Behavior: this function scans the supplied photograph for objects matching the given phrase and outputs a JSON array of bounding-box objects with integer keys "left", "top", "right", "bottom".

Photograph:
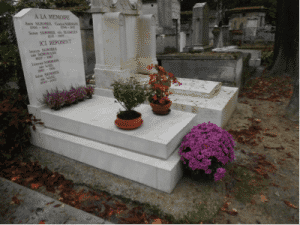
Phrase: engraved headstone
[{"left": 13, "top": 8, "right": 86, "bottom": 107}]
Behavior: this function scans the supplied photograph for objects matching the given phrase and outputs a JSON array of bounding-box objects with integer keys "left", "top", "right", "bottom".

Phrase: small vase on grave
[{"left": 150, "top": 100, "right": 172, "bottom": 115}]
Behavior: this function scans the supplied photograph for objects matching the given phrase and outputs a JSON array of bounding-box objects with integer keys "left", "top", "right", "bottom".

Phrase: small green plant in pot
[{"left": 111, "top": 76, "right": 152, "bottom": 130}]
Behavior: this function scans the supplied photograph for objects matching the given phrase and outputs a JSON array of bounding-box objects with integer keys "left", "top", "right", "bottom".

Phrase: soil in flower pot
[{"left": 115, "top": 110, "right": 143, "bottom": 130}]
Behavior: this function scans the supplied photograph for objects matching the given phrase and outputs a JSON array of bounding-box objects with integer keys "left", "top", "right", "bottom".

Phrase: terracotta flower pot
[
  {"left": 115, "top": 110, "right": 143, "bottom": 130},
  {"left": 150, "top": 100, "right": 172, "bottom": 115},
  {"left": 181, "top": 157, "right": 224, "bottom": 183},
  {"left": 181, "top": 162, "right": 215, "bottom": 182},
  {"left": 190, "top": 169, "right": 216, "bottom": 182}
]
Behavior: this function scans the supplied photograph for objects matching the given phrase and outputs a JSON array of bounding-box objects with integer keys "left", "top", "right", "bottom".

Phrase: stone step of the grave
[
  {"left": 29, "top": 124, "right": 184, "bottom": 194},
  {"left": 28, "top": 95, "right": 197, "bottom": 160}
]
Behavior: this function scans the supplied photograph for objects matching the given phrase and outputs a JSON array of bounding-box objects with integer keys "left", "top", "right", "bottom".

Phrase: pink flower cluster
[{"left": 179, "top": 122, "right": 236, "bottom": 181}]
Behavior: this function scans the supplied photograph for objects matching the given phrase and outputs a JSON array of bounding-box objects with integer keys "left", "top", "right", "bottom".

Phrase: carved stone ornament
[{"left": 91, "top": 0, "right": 142, "bottom": 15}]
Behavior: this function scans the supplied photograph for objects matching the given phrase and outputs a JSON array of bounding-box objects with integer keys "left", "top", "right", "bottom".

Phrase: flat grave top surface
[
  {"left": 169, "top": 78, "right": 222, "bottom": 98},
  {"left": 212, "top": 48, "right": 261, "bottom": 58},
  {"left": 137, "top": 76, "right": 222, "bottom": 98},
  {"left": 41, "top": 95, "right": 196, "bottom": 145}
]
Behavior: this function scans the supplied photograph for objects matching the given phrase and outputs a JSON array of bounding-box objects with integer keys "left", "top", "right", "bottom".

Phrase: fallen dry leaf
[
  {"left": 45, "top": 201, "right": 55, "bottom": 205},
  {"left": 152, "top": 219, "right": 163, "bottom": 224},
  {"left": 226, "top": 210, "right": 238, "bottom": 216},
  {"left": 284, "top": 200, "right": 298, "bottom": 209},
  {"left": 31, "top": 183, "right": 43, "bottom": 189},
  {"left": 11, "top": 195, "right": 23, "bottom": 205},
  {"left": 221, "top": 201, "right": 231, "bottom": 211},
  {"left": 261, "top": 195, "right": 268, "bottom": 202},
  {"left": 11, "top": 176, "right": 21, "bottom": 182}
]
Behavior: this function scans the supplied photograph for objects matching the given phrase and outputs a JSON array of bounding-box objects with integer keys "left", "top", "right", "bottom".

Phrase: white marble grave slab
[
  {"left": 168, "top": 78, "right": 222, "bottom": 99},
  {"left": 136, "top": 76, "right": 222, "bottom": 99}
]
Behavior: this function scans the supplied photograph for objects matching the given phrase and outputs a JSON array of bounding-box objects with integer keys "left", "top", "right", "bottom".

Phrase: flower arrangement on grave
[
  {"left": 179, "top": 122, "right": 236, "bottom": 182},
  {"left": 146, "top": 64, "right": 182, "bottom": 115},
  {"left": 39, "top": 85, "right": 94, "bottom": 110},
  {"left": 110, "top": 76, "right": 152, "bottom": 130},
  {"left": 146, "top": 64, "right": 182, "bottom": 104}
]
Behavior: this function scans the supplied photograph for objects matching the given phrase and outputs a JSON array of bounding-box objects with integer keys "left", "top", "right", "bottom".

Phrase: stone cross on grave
[{"left": 90, "top": 0, "right": 158, "bottom": 93}]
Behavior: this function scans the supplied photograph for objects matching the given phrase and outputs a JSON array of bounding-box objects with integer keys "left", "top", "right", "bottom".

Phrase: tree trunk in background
[
  {"left": 269, "top": 0, "right": 299, "bottom": 122},
  {"left": 271, "top": 0, "right": 281, "bottom": 65}
]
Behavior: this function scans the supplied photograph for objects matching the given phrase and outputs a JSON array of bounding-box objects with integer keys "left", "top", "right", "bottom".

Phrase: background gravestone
[
  {"left": 13, "top": 8, "right": 86, "bottom": 107},
  {"left": 183, "top": 2, "right": 211, "bottom": 52},
  {"left": 191, "top": 2, "right": 210, "bottom": 51},
  {"left": 245, "top": 17, "right": 259, "bottom": 43}
]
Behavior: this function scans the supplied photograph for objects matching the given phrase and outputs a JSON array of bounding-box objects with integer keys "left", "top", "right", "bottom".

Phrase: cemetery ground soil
[{"left": 1, "top": 71, "right": 299, "bottom": 224}]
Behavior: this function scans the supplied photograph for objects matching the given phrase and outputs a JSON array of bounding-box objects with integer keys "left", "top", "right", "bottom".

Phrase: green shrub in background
[
  {"left": 163, "top": 46, "right": 178, "bottom": 54},
  {"left": 0, "top": 44, "right": 23, "bottom": 89},
  {"left": 0, "top": 2, "right": 19, "bottom": 88},
  {"left": 0, "top": 1, "right": 29, "bottom": 101},
  {"left": 0, "top": 39, "right": 28, "bottom": 103},
  {"left": 0, "top": 89, "right": 44, "bottom": 161},
  {"left": 261, "top": 49, "right": 274, "bottom": 69}
]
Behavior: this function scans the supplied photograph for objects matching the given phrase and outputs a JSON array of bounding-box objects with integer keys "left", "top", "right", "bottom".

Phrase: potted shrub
[
  {"left": 111, "top": 76, "right": 152, "bottom": 130},
  {"left": 146, "top": 64, "right": 182, "bottom": 115}
]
